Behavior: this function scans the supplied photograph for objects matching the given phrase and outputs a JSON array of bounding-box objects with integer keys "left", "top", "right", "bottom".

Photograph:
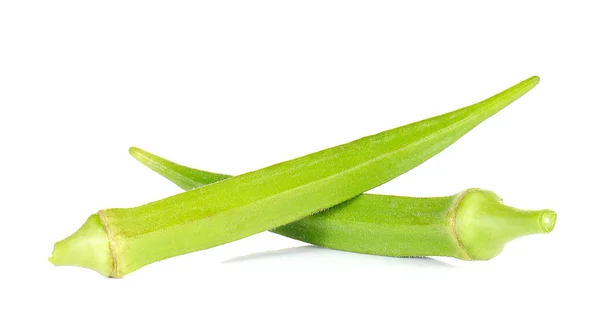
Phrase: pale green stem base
[{"left": 49, "top": 214, "right": 113, "bottom": 277}]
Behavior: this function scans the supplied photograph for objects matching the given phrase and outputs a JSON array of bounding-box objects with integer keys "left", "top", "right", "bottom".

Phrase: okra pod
[
  {"left": 130, "top": 148, "right": 556, "bottom": 260},
  {"left": 50, "top": 76, "right": 539, "bottom": 277}
]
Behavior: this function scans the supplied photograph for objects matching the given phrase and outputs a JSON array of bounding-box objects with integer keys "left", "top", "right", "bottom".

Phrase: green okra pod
[
  {"left": 50, "top": 76, "right": 539, "bottom": 277},
  {"left": 130, "top": 148, "right": 556, "bottom": 260}
]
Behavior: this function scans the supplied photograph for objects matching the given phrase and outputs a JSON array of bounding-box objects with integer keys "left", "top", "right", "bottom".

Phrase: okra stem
[
  {"left": 130, "top": 149, "right": 556, "bottom": 260},
  {"left": 50, "top": 76, "right": 539, "bottom": 277}
]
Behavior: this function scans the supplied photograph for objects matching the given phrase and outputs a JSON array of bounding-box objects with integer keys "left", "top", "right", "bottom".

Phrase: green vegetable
[
  {"left": 130, "top": 148, "right": 556, "bottom": 260},
  {"left": 49, "top": 76, "right": 539, "bottom": 277}
]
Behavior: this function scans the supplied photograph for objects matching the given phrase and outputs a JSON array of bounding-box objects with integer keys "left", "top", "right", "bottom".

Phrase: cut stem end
[
  {"left": 456, "top": 190, "right": 557, "bottom": 260},
  {"left": 49, "top": 214, "right": 113, "bottom": 277},
  {"left": 538, "top": 209, "right": 557, "bottom": 233}
]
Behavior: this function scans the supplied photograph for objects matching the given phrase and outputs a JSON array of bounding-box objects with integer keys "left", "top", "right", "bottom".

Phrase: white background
[{"left": 1, "top": 1, "right": 598, "bottom": 331}]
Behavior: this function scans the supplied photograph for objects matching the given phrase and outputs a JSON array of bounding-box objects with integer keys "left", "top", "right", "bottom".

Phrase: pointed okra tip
[
  {"left": 49, "top": 214, "right": 114, "bottom": 277},
  {"left": 129, "top": 146, "right": 148, "bottom": 161},
  {"left": 128, "top": 146, "right": 175, "bottom": 174},
  {"left": 497, "top": 75, "right": 540, "bottom": 100},
  {"left": 520, "top": 75, "right": 540, "bottom": 88},
  {"left": 506, "top": 76, "right": 539, "bottom": 96},
  {"left": 454, "top": 189, "right": 556, "bottom": 260},
  {"left": 529, "top": 75, "right": 540, "bottom": 85}
]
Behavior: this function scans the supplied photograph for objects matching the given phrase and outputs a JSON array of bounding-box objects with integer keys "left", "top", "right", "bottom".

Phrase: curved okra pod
[
  {"left": 50, "top": 76, "right": 540, "bottom": 277},
  {"left": 130, "top": 148, "right": 556, "bottom": 260}
]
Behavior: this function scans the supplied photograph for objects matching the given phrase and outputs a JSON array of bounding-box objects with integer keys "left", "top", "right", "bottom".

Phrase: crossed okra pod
[{"left": 50, "top": 76, "right": 556, "bottom": 278}]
